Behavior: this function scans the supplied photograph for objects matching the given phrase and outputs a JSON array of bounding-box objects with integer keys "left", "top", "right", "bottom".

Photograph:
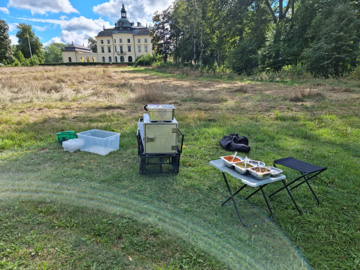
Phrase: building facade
[{"left": 62, "top": 4, "right": 152, "bottom": 63}]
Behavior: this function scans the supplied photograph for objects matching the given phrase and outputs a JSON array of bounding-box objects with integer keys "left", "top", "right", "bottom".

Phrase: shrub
[
  {"left": 29, "top": 55, "right": 40, "bottom": 66},
  {"left": 135, "top": 54, "right": 161, "bottom": 67},
  {"left": 350, "top": 66, "right": 360, "bottom": 80}
]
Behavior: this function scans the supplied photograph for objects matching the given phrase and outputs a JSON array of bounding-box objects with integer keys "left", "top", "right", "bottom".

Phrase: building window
[
  {"left": 101, "top": 47, "right": 104, "bottom": 53},
  {"left": 138, "top": 39, "right": 140, "bottom": 43},
  {"left": 108, "top": 47, "right": 111, "bottom": 53},
  {"left": 101, "top": 40, "right": 104, "bottom": 44},
  {"left": 138, "top": 46, "right": 141, "bottom": 52},
  {"left": 115, "top": 46, "right": 117, "bottom": 52},
  {"left": 115, "top": 56, "right": 118, "bottom": 63},
  {"left": 127, "top": 38, "right": 130, "bottom": 43},
  {"left": 102, "top": 56, "right": 105, "bottom": 63},
  {"left": 145, "top": 38, "right": 148, "bottom": 43},
  {"left": 109, "top": 56, "right": 112, "bottom": 63},
  {"left": 114, "top": 39, "right": 116, "bottom": 43},
  {"left": 68, "top": 57, "right": 72, "bottom": 63},
  {"left": 128, "top": 56, "right": 133, "bottom": 62},
  {"left": 120, "top": 56, "right": 124, "bottom": 63},
  {"left": 107, "top": 39, "right": 110, "bottom": 44},
  {"left": 120, "top": 38, "right": 122, "bottom": 43},
  {"left": 120, "top": 46, "right": 123, "bottom": 53},
  {"left": 145, "top": 45, "right": 148, "bottom": 52},
  {"left": 128, "top": 46, "right": 131, "bottom": 52}
]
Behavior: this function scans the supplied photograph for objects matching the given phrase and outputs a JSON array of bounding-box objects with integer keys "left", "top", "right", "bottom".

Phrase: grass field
[{"left": 0, "top": 65, "right": 359, "bottom": 269}]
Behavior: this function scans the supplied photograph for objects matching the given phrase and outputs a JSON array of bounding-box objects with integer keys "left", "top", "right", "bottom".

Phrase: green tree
[
  {"left": 43, "top": 43, "right": 65, "bottom": 63},
  {"left": 152, "top": 7, "right": 175, "bottom": 63},
  {"left": 88, "top": 37, "right": 97, "bottom": 53},
  {"left": 301, "top": 0, "right": 360, "bottom": 76},
  {"left": 14, "top": 49, "right": 26, "bottom": 64},
  {"left": 16, "top": 24, "right": 43, "bottom": 61},
  {"left": 260, "top": 0, "right": 298, "bottom": 70},
  {"left": 0, "top": 20, "right": 13, "bottom": 64}
]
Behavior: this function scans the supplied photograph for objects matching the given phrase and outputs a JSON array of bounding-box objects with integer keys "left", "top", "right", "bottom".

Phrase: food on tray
[
  {"left": 248, "top": 166, "right": 271, "bottom": 179},
  {"left": 223, "top": 156, "right": 242, "bottom": 163},
  {"left": 220, "top": 155, "right": 244, "bottom": 168},
  {"left": 234, "top": 162, "right": 254, "bottom": 174},
  {"left": 251, "top": 167, "right": 271, "bottom": 173},
  {"left": 234, "top": 162, "right": 254, "bottom": 168}
]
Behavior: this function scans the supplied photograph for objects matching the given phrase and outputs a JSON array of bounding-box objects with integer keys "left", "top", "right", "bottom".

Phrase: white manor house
[{"left": 62, "top": 4, "right": 152, "bottom": 63}]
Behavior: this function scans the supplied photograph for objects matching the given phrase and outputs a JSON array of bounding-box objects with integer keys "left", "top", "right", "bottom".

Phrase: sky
[{"left": 0, "top": 0, "right": 173, "bottom": 47}]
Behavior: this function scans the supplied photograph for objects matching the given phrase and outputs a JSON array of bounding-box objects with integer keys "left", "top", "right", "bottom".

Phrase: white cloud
[
  {"left": 44, "top": 36, "right": 63, "bottom": 46},
  {"left": 34, "top": 25, "right": 47, "bottom": 32},
  {"left": 0, "top": 7, "right": 9, "bottom": 14},
  {"left": 9, "top": 35, "right": 18, "bottom": 45},
  {"left": 8, "top": 23, "right": 18, "bottom": 32},
  {"left": 20, "top": 16, "right": 112, "bottom": 46},
  {"left": 93, "top": 0, "right": 172, "bottom": 25},
  {"left": 8, "top": 0, "right": 78, "bottom": 15}
]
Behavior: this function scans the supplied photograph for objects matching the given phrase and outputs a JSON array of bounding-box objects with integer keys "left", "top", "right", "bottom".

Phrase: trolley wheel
[{"left": 137, "top": 134, "right": 144, "bottom": 155}]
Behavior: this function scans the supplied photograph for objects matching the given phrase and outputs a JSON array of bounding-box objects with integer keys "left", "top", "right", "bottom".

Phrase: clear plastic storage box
[{"left": 77, "top": 129, "right": 120, "bottom": 156}]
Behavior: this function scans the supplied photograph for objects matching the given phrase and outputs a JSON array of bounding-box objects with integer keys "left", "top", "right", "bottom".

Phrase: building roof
[
  {"left": 96, "top": 4, "right": 150, "bottom": 38},
  {"left": 62, "top": 44, "right": 92, "bottom": 53},
  {"left": 96, "top": 27, "right": 150, "bottom": 37}
]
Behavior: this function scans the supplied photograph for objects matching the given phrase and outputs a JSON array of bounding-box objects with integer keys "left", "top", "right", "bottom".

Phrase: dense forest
[{"left": 152, "top": 0, "right": 360, "bottom": 77}]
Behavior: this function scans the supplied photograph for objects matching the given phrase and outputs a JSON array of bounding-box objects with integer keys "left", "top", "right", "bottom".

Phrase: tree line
[
  {"left": 0, "top": 20, "right": 66, "bottom": 66},
  {"left": 152, "top": 0, "right": 360, "bottom": 77}
]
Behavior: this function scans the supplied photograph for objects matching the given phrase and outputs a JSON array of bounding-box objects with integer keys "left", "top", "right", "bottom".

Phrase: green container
[{"left": 57, "top": 131, "right": 76, "bottom": 144}]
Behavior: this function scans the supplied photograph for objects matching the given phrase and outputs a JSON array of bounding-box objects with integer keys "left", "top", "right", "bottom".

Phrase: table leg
[
  {"left": 222, "top": 184, "right": 247, "bottom": 206},
  {"left": 260, "top": 186, "right": 273, "bottom": 219},
  {"left": 221, "top": 172, "right": 248, "bottom": 227},
  {"left": 281, "top": 179, "right": 302, "bottom": 214}
]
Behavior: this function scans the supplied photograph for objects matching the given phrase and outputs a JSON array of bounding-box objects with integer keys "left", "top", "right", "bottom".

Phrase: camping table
[{"left": 210, "top": 159, "right": 286, "bottom": 227}]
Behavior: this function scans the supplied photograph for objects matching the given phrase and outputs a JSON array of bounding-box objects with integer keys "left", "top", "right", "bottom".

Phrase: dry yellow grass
[{"left": 0, "top": 65, "right": 358, "bottom": 123}]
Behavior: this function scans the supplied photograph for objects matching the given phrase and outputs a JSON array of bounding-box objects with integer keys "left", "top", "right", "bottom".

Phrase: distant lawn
[{"left": 0, "top": 66, "right": 359, "bottom": 269}]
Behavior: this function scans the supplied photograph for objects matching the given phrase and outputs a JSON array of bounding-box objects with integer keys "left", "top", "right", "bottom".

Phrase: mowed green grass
[{"left": 0, "top": 66, "right": 359, "bottom": 269}]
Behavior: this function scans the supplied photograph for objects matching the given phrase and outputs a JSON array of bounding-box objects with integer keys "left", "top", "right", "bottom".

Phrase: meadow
[{"left": 0, "top": 65, "right": 359, "bottom": 269}]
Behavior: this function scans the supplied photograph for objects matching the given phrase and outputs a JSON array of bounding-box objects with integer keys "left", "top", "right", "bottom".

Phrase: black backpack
[{"left": 220, "top": 134, "right": 251, "bottom": 153}]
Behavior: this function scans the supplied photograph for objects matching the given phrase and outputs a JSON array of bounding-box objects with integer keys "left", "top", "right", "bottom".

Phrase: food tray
[
  {"left": 248, "top": 160, "right": 265, "bottom": 167},
  {"left": 220, "top": 155, "right": 243, "bottom": 168},
  {"left": 145, "top": 104, "right": 176, "bottom": 121},
  {"left": 248, "top": 166, "right": 271, "bottom": 180},
  {"left": 233, "top": 162, "right": 254, "bottom": 174},
  {"left": 267, "top": 166, "right": 283, "bottom": 177}
]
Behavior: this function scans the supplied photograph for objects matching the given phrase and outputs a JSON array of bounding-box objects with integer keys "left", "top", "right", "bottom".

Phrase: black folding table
[
  {"left": 210, "top": 159, "right": 286, "bottom": 227},
  {"left": 269, "top": 157, "right": 327, "bottom": 214}
]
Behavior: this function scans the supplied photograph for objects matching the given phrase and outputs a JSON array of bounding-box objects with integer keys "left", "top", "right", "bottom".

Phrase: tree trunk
[
  {"left": 193, "top": 0, "right": 197, "bottom": 68},
  {"left": 200, "top": 19, "right": 203, "bottom": 68}
]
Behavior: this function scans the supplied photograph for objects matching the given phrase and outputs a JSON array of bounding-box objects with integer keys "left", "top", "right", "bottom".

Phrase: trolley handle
[{"left": 178, "top": 129, "right": 184, "bottom": 154}]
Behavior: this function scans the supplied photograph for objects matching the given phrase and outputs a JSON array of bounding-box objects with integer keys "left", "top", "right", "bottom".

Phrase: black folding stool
[{"left": 269, "top": 157, "right": 327, "bottom": 214}]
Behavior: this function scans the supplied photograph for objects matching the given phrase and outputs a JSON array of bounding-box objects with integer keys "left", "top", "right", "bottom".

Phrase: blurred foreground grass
[{"left": 0, "top": 66, "right": 359, "bottom": 269}]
